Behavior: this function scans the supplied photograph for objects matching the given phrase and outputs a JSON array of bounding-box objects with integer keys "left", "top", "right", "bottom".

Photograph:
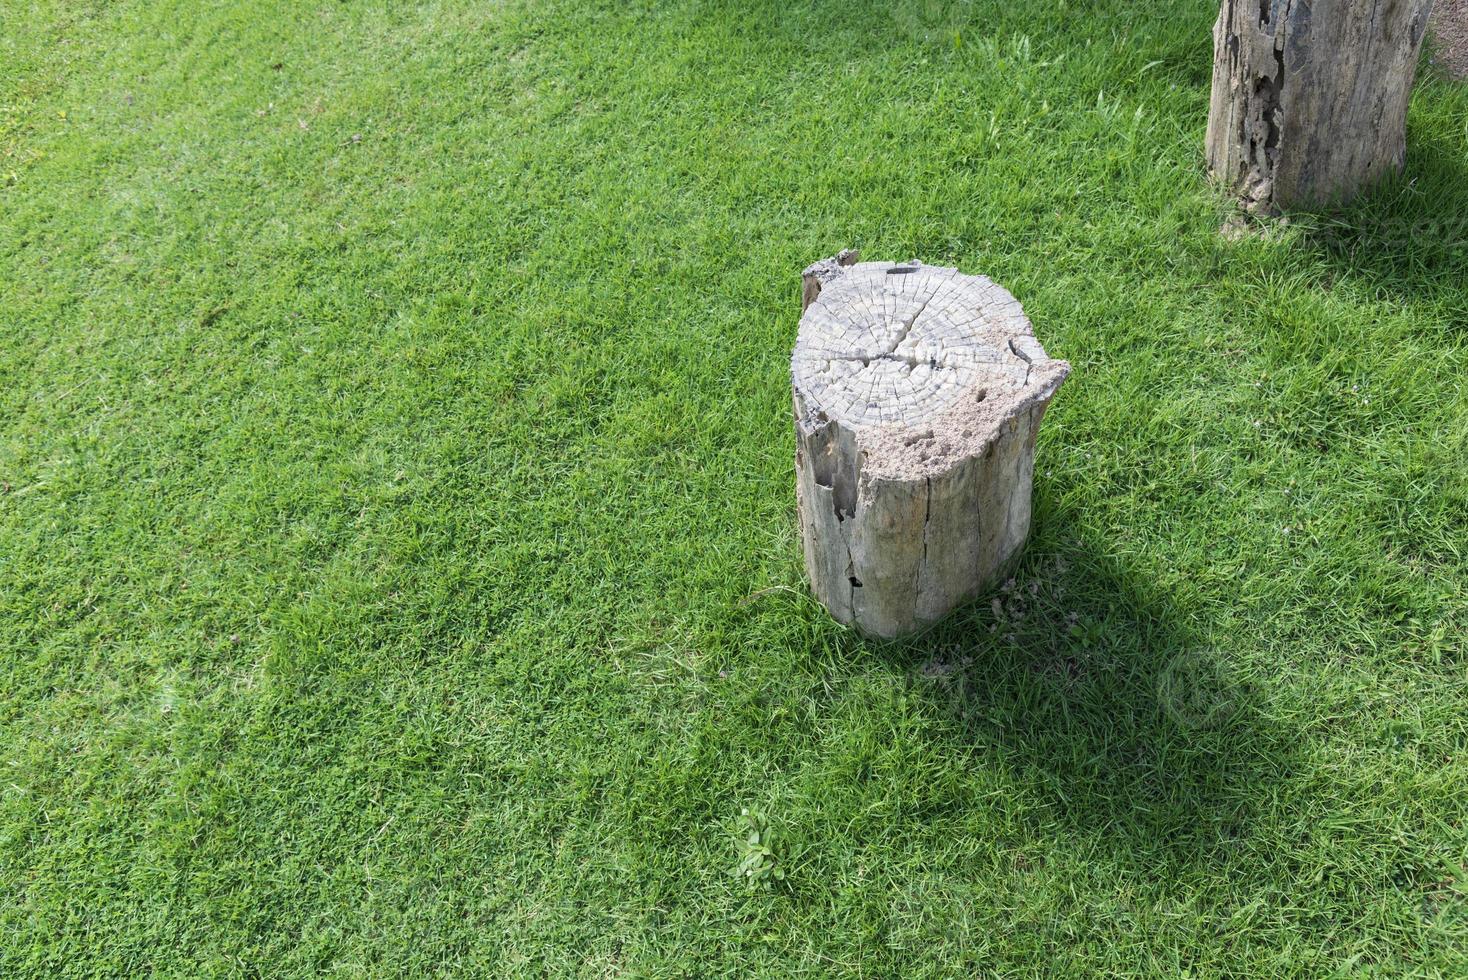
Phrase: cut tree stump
[
  {"left": 792, "top": 255, "right": 1069, "bottom": 638},
  {"left": 1206, "top": 0, "right": 1434, "bottom": 213}
]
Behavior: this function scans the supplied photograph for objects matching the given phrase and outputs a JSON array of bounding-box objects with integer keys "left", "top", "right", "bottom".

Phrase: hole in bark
[
  {"left": 1254, "top": 75, "right": 1281, "bottom": 151},
  {"left": 885, "top": 266, "right": 919, "bottom": 275},
  {"left": 810, "top": 428, "right": 857, "bottom": 519},
  {"left": 975, "top": 389, "right": 988, "bottom": 402},
  {"left": 849, "top": 576, "right": 863, "bottom": 588}
]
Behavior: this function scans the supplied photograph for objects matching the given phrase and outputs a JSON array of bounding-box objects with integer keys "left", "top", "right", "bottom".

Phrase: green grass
[{"left": 2, "top": 0, "right": 1467, "bottom": 974}]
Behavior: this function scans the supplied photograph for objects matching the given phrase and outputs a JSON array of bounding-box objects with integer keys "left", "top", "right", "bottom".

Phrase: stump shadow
[
  {"left": 1290, "top": 128, "right": 1468, "bottom": 325},
  {"left": 852, "top": 488, "right": 1297, "bottom": 874}
]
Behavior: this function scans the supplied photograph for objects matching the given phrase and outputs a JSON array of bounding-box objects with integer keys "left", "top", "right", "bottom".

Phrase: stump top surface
[{"left": 793, "top": 261, "right": 1060, "bottom": 433}]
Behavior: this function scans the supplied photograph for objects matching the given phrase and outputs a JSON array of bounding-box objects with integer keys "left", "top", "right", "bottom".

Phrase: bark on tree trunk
[
  {"left": 1206, "top": 0, "right": 1435, "bottom": 213},
  {"left": 792, "top": 256, "right": 1068, "bottom": 638}
]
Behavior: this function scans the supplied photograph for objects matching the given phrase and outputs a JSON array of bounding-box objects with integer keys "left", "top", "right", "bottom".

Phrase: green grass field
[{"left": 3, "top": 0, "right": 1467, "bottom": 974}]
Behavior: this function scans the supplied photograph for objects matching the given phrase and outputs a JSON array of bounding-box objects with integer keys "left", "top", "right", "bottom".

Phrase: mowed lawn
[{"left": 3, "top": 0, "right": 1467, "bottom": 974}]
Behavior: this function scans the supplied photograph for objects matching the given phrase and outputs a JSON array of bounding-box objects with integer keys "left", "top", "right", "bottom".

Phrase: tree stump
[
  {"left": 1206, "top": 0, "right": 1434, "bottom": 213},
  {"left": 792, "top": 255, "right": 1069, "bottom": 638}
]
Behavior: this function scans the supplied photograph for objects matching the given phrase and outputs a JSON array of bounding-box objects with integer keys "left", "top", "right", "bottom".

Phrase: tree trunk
[
  {"left": 792, "top": 256, "right": 1068, "bottom": 638},
  {"left": 1206, "top": 0, "right": 1434, "bottom": 213}
]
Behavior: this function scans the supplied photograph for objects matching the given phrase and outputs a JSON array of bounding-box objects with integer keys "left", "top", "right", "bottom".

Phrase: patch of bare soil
[{"left": 1431, "top": 0, "right": 1468, "bottom": 80}]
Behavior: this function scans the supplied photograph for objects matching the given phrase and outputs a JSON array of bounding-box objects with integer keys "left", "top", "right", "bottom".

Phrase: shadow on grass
[
  {"left": 1289, "top": 122, "right": 1468, "bottom": 322},
  {"left": 852, "top": 491, "right": 1296, "bottom": 871}
]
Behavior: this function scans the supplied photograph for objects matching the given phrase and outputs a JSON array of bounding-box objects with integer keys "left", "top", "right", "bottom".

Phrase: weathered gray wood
[
  {"left": 1206, "top": 0, "right": 1434, "bottom": 213},
  {"left": 791, "top": 257, "right": 1068, "bottom": 638},
  {"left": 801, "top": 248, "right": 860, "bottom": 313}
]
